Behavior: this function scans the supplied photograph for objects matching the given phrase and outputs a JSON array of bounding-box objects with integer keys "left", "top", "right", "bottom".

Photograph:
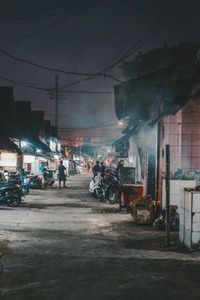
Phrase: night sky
[{"left": 0, "top": 0, "right": 199, "bottom": 129}]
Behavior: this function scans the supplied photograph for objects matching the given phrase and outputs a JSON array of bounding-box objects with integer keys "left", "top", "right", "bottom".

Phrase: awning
[
  {"left": 112, "top": 126, "right": 140, "bottom": 147},
  {"left": 113, "top": 135, "right": 129, "bottom": 147},
  {"left": 20, "top": 136, "right": 51, "bottom": 155},
  {"left": 0, "top": 137, "right": 20, "bottom": 153}
]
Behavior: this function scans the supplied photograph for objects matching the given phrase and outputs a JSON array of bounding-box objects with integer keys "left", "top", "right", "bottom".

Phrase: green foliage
[{"left": 121, "top": 42, "right": 200, "bottom": 80}]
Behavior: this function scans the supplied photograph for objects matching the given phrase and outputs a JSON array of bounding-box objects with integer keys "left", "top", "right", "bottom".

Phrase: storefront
[
  {"left": 0, "top": 137, "right": 20, "bottom": 171},
  {"left": 0, "top": 151, "right": 18, "bottom": 171}
]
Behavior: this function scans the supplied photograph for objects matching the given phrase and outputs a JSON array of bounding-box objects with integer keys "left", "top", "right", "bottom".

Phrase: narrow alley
[{"left": 0, "top": 175, "right": 200, "bottom": 300}]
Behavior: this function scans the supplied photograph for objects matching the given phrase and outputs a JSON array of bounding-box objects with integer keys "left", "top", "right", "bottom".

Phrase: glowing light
[
  {"left": 119, "top": 121, "right": 123, "bottom": 126},
  {"left": 21, "top": 141, "right": 27, "bottom": 147},
  {"left": 36, "top": 148, "right": 41, "bottom": 153}
]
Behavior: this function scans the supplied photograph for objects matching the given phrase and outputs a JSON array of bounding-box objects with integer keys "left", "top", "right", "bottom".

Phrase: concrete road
[{"left": 0, "top": 175, "right": 200, "bottom": 300}]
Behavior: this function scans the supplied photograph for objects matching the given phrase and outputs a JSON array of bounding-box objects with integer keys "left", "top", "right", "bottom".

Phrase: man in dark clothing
[
  {"left": 92, "top": 161, "right": 101, "bottom": 177},
  {"left": 58, "top": 160, "right": 66, "bottom": 188},
  {"left": 100, "top": 161, "right": 106, "bottom": 176}
]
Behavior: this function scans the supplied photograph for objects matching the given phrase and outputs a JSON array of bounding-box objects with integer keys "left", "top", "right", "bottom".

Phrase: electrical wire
[
  {"left": 0, "top": 48, "right": 106, "bottom": 77},
  {"left": 0, "top": 73, "right": 114, "bottom": 94},
  {"left": 0, "top": 0, "right": 87, "bottom": 20},
  {"left": 0, "top": 75, "right": 52, "bottom": 91},
  {"left": 61, "top": 21, "right": 167, "bottom": 88},
  {"left": 0, "top": 4, "right": 166, "bottom": 85},
  {"left": 59, "top": 89, "right": 113, "bottom": 94},
  {"left": 102, "top": 21, "right": 168, "bottom": 75},
  {"left": 1, "top": 0, "right": 102, "bottom": 49}
]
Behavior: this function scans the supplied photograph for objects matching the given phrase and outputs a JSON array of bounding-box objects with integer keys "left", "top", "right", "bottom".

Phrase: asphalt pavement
[{"left": 0, "top": 174, "right": 200, "bottom": 300}]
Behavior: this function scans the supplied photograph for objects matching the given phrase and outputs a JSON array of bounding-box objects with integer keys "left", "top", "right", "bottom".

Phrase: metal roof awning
[
  {"left": 114, "top": 66, "right": 200, "bottom": 127},
  {"left": 0, "top": 137, "right": 21, "bottom": 153},
  {"left": 112, "top": 134, "right": 129, "bottom": 147},
  {"left": 20, "top": 136, "right": 51, "bottom": 155}
]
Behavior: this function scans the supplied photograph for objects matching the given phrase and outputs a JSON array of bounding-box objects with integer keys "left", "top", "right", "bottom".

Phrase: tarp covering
[
  {"left": 21, "top": 136, "right": 51, "bottom": 154},
  {"left": 114, "top": 65, "right": 200, "bottom": 127}
]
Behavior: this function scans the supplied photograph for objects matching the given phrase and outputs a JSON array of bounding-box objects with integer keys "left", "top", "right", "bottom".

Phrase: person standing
[
  {"left": 58, "top": 160, "right": 66, "bottom": 188},
  {"left": 92, "top": 161, "right": 101, "bottom": 177},
  {"left": 100, "top": 161, "right": 106, "bottom": 176}
]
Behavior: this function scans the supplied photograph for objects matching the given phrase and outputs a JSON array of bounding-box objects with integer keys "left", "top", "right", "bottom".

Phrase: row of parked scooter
[
  {"left": 0, "top": 171, "right": 25, "bottom": 207},
  {"left": 89, "top": 168, "right": 120, "bottom": 204},
  {"left": 0, "top": 169, "right": 55, "bottom": 207}
]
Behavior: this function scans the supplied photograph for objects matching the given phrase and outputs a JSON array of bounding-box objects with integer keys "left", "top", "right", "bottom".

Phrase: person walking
[{"left": 58, "top": 160, "right": 66, "bottom": 188}]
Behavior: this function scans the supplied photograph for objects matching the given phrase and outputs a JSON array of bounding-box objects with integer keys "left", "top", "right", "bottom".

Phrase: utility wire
[
  {"left": 1, "top": 0, "right": 101, "bottom": 49},
  {"left": 62, "top": 21, "right": 168, "bottom": 88},
  {"left": 0, "top": 0, "right": 86, "bottom": 19},
  {"left": 63, "top": 0, "right": 182, "bottom": 88},
  {"left": 0, "top": 75, "right": 51, "bottom": 91},
  {"left": 0, "top": 73, "right": 114, "bottom": 94},
  {"left": 0, "top": 5, "right": 166, "bottom": 83},
  {"left": 0, "top": 3, "right": 176, "bottom": 92},
  {"left": 57, "top": 89, "right": 113, "bottom": 94},
  {"left": 102, "top": 21, "right": 168, "bottom": 75},
  {"left": 0, "top": 48, "right": 107, "bottom": 77}
]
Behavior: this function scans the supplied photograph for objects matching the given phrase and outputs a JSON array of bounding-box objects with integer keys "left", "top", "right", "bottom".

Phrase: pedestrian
[
  {"left": 58, "top": 160, "right": 66, "bottom": 188},
  {"left": 116, "top": 159, "right": 124, "bottom": 183},
  {"left": 87, "top": 162, "right": 91, "bottom": 173},
  {"left": 100, "top": 161, "right": 106, "bottom": 176},
  {"left": 92, "top": 161, "right": 101, "bottom": 177},
  {"left": 39, "top": 162, "right": 45, "bottom": 188},
  {"left": 19, "top": 168, "right": 29, "bottom": 194}
]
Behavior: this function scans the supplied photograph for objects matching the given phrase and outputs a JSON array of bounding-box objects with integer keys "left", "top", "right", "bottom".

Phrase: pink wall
[{"left": 162, "top": 99, "right": 200, "bottom": 173}]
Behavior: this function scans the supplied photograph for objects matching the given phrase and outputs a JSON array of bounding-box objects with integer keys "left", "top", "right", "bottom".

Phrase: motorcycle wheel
[
  {"left": 7, "top": 192, "right": 22, "bottom": 207},
  {"left": 108, "top": 189, "right": 118, "bottom": 204}
]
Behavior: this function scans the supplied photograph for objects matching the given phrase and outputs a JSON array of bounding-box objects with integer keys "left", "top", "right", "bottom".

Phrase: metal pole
[
  {"left": 55, "top": 75, "right": 59, "bottom": 127},
  {"left": 166, "top": 144, "right": 170, "bottom": 246}
]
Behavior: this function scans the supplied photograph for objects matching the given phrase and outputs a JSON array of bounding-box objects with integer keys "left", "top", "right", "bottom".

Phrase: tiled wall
[{"left": 162, "top": 99, "right": 200, "bottom": 173}]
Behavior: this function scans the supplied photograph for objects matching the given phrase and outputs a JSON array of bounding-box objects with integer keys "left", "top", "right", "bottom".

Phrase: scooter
[
  {"left": 0, "top": 182, "right": 23, "bottom": 207},
  {"left": 43, "top": 169, "right": 55, "bottom": 189},
  {"left": 103, "top": 169, "right": 120, "bottom": 204},
  {"left": 27, "top": 175, "right": 43, "bottom": 189},
  {"left": 89, "top": 172, "right": 104, "bottom": 199}
]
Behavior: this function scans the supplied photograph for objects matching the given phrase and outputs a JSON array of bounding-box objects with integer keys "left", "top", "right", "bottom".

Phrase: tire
[
  {"left": 7, "top": 192, "right": 22, "bottom": 207},
  {"left": 108, "top": 189, "right": 118, "bottom": 204}
]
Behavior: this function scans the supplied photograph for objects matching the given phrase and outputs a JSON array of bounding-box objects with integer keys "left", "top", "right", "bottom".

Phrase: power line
[
  {"left": 60, "top": 89, "right": 113, "bottom": 94},
  {"left": 0, "top": 22, "right": 166, "bottom": 80},
  {"left": 61, "top": 21, "right": 167, "bottom": 88},
  {"left": 0, "top": 73, "right": 114, "bottom": 95},
  {"left": 1, "top": 0, "right": 102, "bottom": 49},
  {"left": 0, "top": 7, "right": 166, "bottom": 83},
  {"left": 0, "top": 48, "right": 106, "bottom": 77},
  {"left": 63, "top": 0, "right": 183, "bottom": 88},
  {"left": 0, "top": 75, "right": 51, "bottom": 91},
  {"left": 103, "top": 21, "right": 168, "bottom": 75},
  {"left": 0, "top": 0, "right": 86, "bottom": 19}
]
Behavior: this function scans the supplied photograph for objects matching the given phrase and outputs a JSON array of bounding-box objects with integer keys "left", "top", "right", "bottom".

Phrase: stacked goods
[{"left": 130, "top": 195, "right": 154, "bottom": 224}]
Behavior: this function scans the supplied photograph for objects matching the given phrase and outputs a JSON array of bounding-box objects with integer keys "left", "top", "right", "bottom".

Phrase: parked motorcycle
[
  {"left": 43, "top": 169, "right": 55, "bottom": 189},
  {"left": 0, "top": 182, "right": 23, "bottom": 207},
  {"left": 153, "top": 205, "right": 179, "bottom": 231},
  {"left": 27, "top": 175, "right": 43, "bottom": 189},
  {"left": 89, "top": 169, "right": 120, "bottom": 203},
  {"left": 102, "top": 169, "right": 119, "bottom": 204},
  {"left": 89, "top": 172, "right": 104, "bottom": 199}
]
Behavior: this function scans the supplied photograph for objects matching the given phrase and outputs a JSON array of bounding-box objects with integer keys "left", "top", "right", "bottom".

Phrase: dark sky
[{"left": 0, "top": 0, "right": 199, "bottom": 129}]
